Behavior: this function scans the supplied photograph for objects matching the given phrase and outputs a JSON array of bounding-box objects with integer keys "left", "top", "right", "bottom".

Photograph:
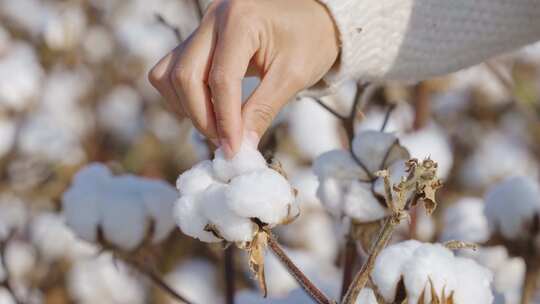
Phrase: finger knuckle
[
  {"left": 252, "top": 103, "right": 275, "bottom": 126},
  {"left": 209, "top": 67, "right": 232, "bottom": 91},
  {"left": 148, "top": 65, "right": 164, "bottom": 89},
  {"left": 287, "top": 67, "right": 309, "bottom": 89},
  {"left": 171, "top": 65, "right": 197, "bottom": 90}
]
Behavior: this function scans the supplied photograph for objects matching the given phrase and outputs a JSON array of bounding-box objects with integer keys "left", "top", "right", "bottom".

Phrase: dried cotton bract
[
  {"left": 174, "top": 140, "right": 299, "bottom": 244},
  {"left": 62, "top": 163, "right": 178, "bottom": 251}
]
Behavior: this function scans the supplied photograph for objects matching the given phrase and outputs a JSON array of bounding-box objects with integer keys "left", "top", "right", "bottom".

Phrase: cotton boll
[
  {"left": 453, "top": 257, "right": 494, "bottom": 304},
  {"left": 165, "top": 259, "right": 222, "bottom": 304},
  {"left": 343, "top": 180, "right": 387, "bottom": 222},
  {"left": 0, "top": 42, "right": 43, "bottom": 111},
  {"left": 226, "top": 169, "right": 297, "bottom": 225},
  {"left": 352, "top": 131, "right": 407, "bottom": 174},
  {"left": 137, "top": 179, "right": 178, "bottom": 243},
  {"left": 0, "top": 0, "right": 50, "bottom": 36},
  {"left": 43, "top": 4, "right": 87, "bottom": 51},
  {"left": 213, "top": 141, "right": 267, "bottom": 182},
  {"left": 68, "top": 254, "right": 146, "bottom": 304},
  {"left": 5, "top": 240, "right": 36, "bottom": 281},
  {"left": 440, "top": 197, "right": 490, "bottom": 243},
  {"left": 174, "top": 196, "right": 220, "bottom": 243},
  {"left": 493, "top": 257, "right": 525, "bottom": 303},
  {"left": 0, "top": 195, "right": 28, "bottom": 240},
  {"left": 176, "top": 160, "right": 217, "bottom": 196},
  {"left": 312, "top": 149, "right": 366, "bottom": 180},
  {"left": 355, "top": 102, "right": 414, "bottom": 134},
  {"left": 460, "top": 132, "right": 538, "bottom": 189},
  {"left": 372, "top": 240, "right": 423, "bottom": 302},
  {"left": 83, "top": 25, "right": 114, "bottom": 62},
  {"left": 373, "top": 160, "right": 408, "bottom": 197},
  {"left": 200, "top": 184, "right": 257, "bottom": 243},
  {"left": 31, "top": 212, "right": 96, "bottom": 261},
  {"left": 356, "top": 288, "right": 378, "bottom": 304},
  {"left": 484, "top": 176, "right": 540, "bottom": 239},
  {"left": 316, "top": 178, "right": 345, "bottom": 217},
  {"left": 287, "top": 97, "right": 342, "bottom": 160},
  {"left": 0, "top": 119, "right": 16, "bottom": 158},
  {"left": 0, "top": 289, "right": 15, "bottom": 304},
  {"left": 97, "top": 85, "right": 143, "bottom": 141},
  {"left": 399, "top": 123, "right": 453, "bottom": 179},
  {"left": 289, "top": 169, "right": 321, "bottom": 209},
  {"left": 0, "top": 26, "right": 10, "bottom": 56}
]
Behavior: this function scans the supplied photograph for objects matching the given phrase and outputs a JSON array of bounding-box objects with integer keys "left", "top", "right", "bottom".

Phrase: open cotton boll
[
  {"left": 373, "top": 161, "right": 408, "bottom": 197},
  {"left": 199, "top": 184, "right": 257, "bottom": 243},
  {"left": 97, "top": 85, "right": 143, "bottom": 142},
  {"left": 316, "top": 178, "right": 345, "bottom": 217},
  {"left": 352, "top": 131, "right": 408, "bottom": 174},
  {"left": 43, "top": 4, "right": 86, "bottom": 51},
  {"left": 4, "top": 240, "right": 36, "bottom": 281},
  {"left": 400, "top": 123, "right": 453, "bottom": 179},
  {"left": 312, "top": 149, "right": 366, "bottom": 180},
  {"left": 212, "top": 141, "right": 267, "bottom": 182},
  {"left": 0, "top": 42, "right": 43, "bottom": 111},
  {"left": 68, "top": 253, "right": 146, "bottom": 304},
  {"left": 343, "top": 180, "right": 387, "bottom": 222},
  {"left": 176, "top": 160, "right": 217, "bottom": 196},
  {"left": 355, "top": 102, "right": 414, "bottom": 134},
  {"left": 289, "top": 169, "right": 321, "bottom": 209},
  {"left": 83, "top": 25, "right": 114, "bottom": 63},
  {"left": 226, "top": 169, "right": 297, "bottom": 225},
  {"left": 0, "top": 288, "right": 15, "bottom": 304},
  {"left": 484, "top": 176, "right": 540, "bottom": 239},
  {"left": 287, "top": 97, "right": 342, "bottom": 160},
  {"left": 373, "top": 240, "right": 493, "bottom": 304},
  {"left": 356, "top": 288, "right": 378, "bottom": 304},
  {"left": 174, "top": 196, "right": 220, "bottom": 243},
  {"left": 166, "top": 259, "right": 222, "bottom": 304},
  {"left": 0, "top": 195, "right": 27, "bottom": 240},
  {"left": 440, "top": 197, "right": 490, "bottom": 243},
  {"left": 0, "top": 118, "right": 16, "bottom": 158}
]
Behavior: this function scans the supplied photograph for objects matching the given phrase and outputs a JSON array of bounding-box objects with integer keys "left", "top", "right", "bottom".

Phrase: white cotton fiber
[
  {"left": 372, "top": 240, "right": 493, "bottom": 304},
  {"left": 344, "top": 180, "right": 387, "bottom": 222},
  {"left": 484, "top": 176, "right": 540, "bottom": 239},
  {"left": 226, "top": 169, "right": 297, "bottom": 225},
  {"left": 174, "top": 196, "right": 220, "bottom": 243},
  {"left": 199, "top": 184, "right": 257, "bottom": 242},
  {"left": 62, "top": 163, "right": 178, "bottom": 250},
  {"left": 312, "top": 149, "right": 367, "bottom": 180},
  {"left": 176, "top": 160, "right": 217, "bottom": 196},
  {"left": 212, "top": 141, "right": 267, "bottom": 182},
  {"left": 352, "top": 131, "right": 402, "bottom": 174},
  {"left": 440, "top": 197, "right": 490, "bottom": 243}
]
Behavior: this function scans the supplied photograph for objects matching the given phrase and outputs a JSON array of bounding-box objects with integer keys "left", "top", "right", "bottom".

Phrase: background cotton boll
[
  {"left": 30, "top": 212, "right": 96, "bottom": 261},
  {"left": 289, "top": 169, "right": 321, "bottom": 209},
  {"left": 0, "top": 42, "right": 43, "bottom": 111},
  {"left": 100, "top": 181, "right": 149, "bottom": 251},
  {"left": 4, "top": 241, "right": 36, "bottom": 281},
  {"left": 448, "top": 64, "right": 511, "bottom": 105},
  {"left": 176, "top": 160, "right": 217, "bottom": 196},
  {"left": 0, "top": 195, "right": 28, "bottom": 240},
  {"left": 352, "top": 131, "right": 406, "bottom": 174},
  {"left": 0, "top": 26, "right": 10, "bottom": 55},
  {"left": 312, "top": 149, "right": 365, "bottom": 180},
  {"left": 484, "top": 176, "right": 540, "bottom": 239},
  {"left": 316, "top": 178, "right": 344, "bottom": 217},
  {"left": 165, "top": 259, "right": 222, "bottom": 304},
  {"left": 68, "top": 254, "right": 146, "bottom": 304},
  {"left": 287, "top": 97, "right": 342, "bottom": 160},
  {"left": 43, "top": 4, "right": 87, "bottom": 51},
  {"left": 344, "top": 180, "right": 387, "bottom": 222},
  {"left": 399, "top": 123, "right": 453, "bottom": 179},
  {"left": 83, "top": 25, "right": 115, "bottom": 63},
  {"left": 319, "top": 80, "right": 358, "bottom": 111},
  {"left": 460, "top": 131, "right": 538, "bottom": 189},
  {"left": 212, "top": 141, "right": 267, "bottom": 182},
  {"left": 199, "top": 184, "right": 257, "bottom": 242},
  {"left": 0, "top": 289, "right": 15, "bottom": 304},
  {"left": 97, "top": 85, "right": 143, "bottom": 142},
  {"left": 174, "top": 196, "right": 220, "bottom": 243},
  {"left": 0, "top": 118, "right": 16, "bottom": 159},
  {"left": 226, "top": 169, "right": 296, "bottom": 225},
  {"left": 493, "top": 257, "right": 526, "bottom": 304},
  {"left": 355, "top": 102, "right": 414, "bottom": 134},
  {"left": 0, "top": 0, "right": 50, "bottom": 36},
  {"left": 372, "top": 240, "right": 423, "bottom": 302},
  {"left": 440, "top": 197, "right": 490, "bottom": 243}
]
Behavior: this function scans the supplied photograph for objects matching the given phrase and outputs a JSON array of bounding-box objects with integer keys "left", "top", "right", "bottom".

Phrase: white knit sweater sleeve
[{"left": 313, "top": 0, "right": 540, "bottom": 94}]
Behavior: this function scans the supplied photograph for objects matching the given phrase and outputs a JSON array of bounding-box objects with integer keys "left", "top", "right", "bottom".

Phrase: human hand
[{"left": 148, "top": 0, "right": 339, "bottom": 157}]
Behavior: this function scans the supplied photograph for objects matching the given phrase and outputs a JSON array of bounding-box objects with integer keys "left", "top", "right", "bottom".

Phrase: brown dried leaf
[
  {"left": 394, "top": 276, "right": 407, "bottom": 303},
  {"left": 248, "top": 231, "right": 269, "bottom": 297}
]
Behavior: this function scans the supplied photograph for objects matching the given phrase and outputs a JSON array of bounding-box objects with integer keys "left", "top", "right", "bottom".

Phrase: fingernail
[
  {"left": 245, "top": 130, "right": 260, "bottom": 147},
  {"left": 220, "top": 139, "right": 234, "bottom": 159}
]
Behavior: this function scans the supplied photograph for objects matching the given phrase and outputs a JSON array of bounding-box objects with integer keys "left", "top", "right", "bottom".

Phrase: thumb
[{"left": 242, "top": 65, "right": 306, "bottom": 139}]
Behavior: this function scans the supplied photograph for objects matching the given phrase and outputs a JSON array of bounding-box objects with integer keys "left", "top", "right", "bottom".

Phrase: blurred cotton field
[{"left": 0, "top": 1, "right": 540, "bottom": 304}]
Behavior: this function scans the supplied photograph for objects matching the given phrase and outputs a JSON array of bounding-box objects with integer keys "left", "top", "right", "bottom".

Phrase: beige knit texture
[{"left": 314, "top": 0, "right": 540, "bottom": 94}]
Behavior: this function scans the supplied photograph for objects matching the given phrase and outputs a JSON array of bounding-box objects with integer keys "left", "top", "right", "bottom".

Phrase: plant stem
[
  {"left": 412, "top": 83, "right": 431, "bottom": 130},
  {"left": 520, "top": 266, "right": 539, "bottom": 304},
  {"left": 314, "top": 99, "right": 347, "bottom": 121},
  {"left": 342, "top": 216, "right": 398, "bottom": 304},
  {"left": 126, "top": 257, "right": 194, "bottom": 304},
  {"left": 340, "top": 236, "right": 357, "bottom": 300},
  {"left": 267, "top": 236, "right": 334, "bottom": 304},
  {"left": 224, "top": 246, "right": 235, "bottom": 304}
]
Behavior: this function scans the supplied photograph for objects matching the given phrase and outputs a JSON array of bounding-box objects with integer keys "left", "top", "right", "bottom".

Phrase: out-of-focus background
[{"left": 0, "top": 0, "right": 539, "bottom": 303}]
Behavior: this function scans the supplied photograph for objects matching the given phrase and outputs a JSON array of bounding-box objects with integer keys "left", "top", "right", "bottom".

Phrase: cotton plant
[
  {"left": 174, "top": 138, "right": 299, "bottom": 294},
  {"left": 62, "top": 163, "right": 178, "bottom": 252},
  {"left": 370, "top": 240, "right": 494, "bottom": 304}
]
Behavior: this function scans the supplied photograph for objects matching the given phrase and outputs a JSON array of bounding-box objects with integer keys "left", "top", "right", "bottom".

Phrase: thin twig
[
  {"left": 224, "top": 246, "right": 235, "bottom": 304},
  {"left": 155, "top": 14, "right": 183, "bottom": 42},
  {"left": 125, "top": 257, "right": 194, "bottom": 304},
  {"left": 267, "top": 236, "right": 334, "bottom": 304},
  {"left": 314, "top": 98, "right": 347, "bottom": 121},
  {"left": 380, "top": 103, "right": 396, "bottom": 132},
  {"left": 342, "top": 216, "right": 397, "bottom": 304},
  {"left": 340, "top": 236, "right": 357, "bottom": 300}
]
